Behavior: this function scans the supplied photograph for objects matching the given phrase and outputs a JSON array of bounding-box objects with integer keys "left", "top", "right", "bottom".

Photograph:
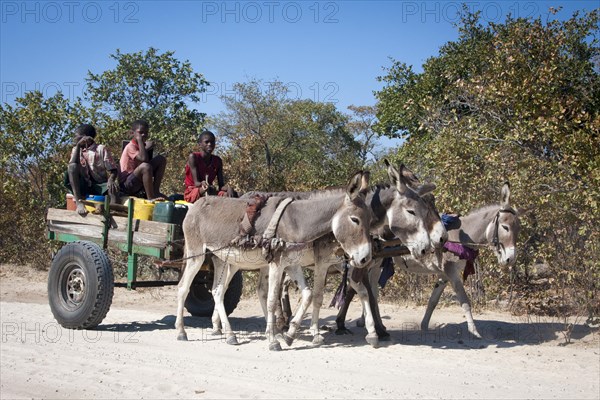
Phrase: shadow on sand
[{"left": 95, "top": 311, "right": 597, "bottom": 350}]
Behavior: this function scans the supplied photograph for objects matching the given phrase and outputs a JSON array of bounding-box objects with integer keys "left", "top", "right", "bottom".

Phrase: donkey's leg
[
  {"left": 175, "top": 249, "right": 205, "bottom": 341},
  {"left": 335, "top": 285, "right": 357, "bottom": 334},
  {"left": 362, "top": 266, "right": 389, "bottom": 340},
  {"left": 349, "top": 267, "right": 379, "bottom": 348},
  {"left": 357, "top": 264, "right": 382, "bottom": 327},
  {"left": 257, "top": 266, "right": 269, "bottom": 320},
  {"left": 421, "top": 276, "right": 448, "bottom": 332},
  {"left": 283, "top": 265, "right": 312, "bottom": 346},
  {"left": 446, "top": 262, "right": 482, "bottom": 339},
  {"left": 274, "top": 272, "right": 290, "bottom": 331},
  {"left": 259, "top": 267, "right": 289, "bottom": 333},
  {"left": 280, "top": 274, "right": 293, "bottom": 328},
  {"left": 211, "top": 260, "right": 240, "bottom": 345},
  {"left": 266, "top": 260, "right": 286, "bottom": 351},
  {"left": 307, "top": 263, "right": 329, "bottom": 345}
]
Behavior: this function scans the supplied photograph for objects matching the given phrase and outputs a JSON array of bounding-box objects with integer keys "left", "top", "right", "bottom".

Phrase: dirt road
[{"left": 1, "top": 264, "right": 598, "bottom": 399}]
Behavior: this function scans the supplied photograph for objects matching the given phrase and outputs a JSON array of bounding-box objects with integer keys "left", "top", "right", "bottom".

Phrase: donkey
[
  {"left": 247, "top": 161, "right": 447, "bottom": 347},
  {"left": 337, "top": 182, "right": 519, "bottom": 340},
  {"left": 405, "top": 182, "right": 520, "bottom": 338},
  {"left": 175, "top": 171, "right": 374, "bottom": 351}
]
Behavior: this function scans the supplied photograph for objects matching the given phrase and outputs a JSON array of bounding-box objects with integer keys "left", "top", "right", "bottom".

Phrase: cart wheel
[
  {"left": 48, "top": 241, "right": 114, "bottom": 329},
  {"left": 185, "top": 270, "right": 243, "bottom": 317}
]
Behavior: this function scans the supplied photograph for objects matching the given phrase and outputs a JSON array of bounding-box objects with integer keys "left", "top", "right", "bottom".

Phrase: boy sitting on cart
[
  {"left": 65, "top": 124, "right": 120, "bottom": 216},
  {"left": 184, "top": 130, "right": 235, "bottom": 203}
]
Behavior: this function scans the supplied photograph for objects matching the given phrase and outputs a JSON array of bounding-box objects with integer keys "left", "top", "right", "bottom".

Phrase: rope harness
[{"left": 168, "top": 197, "right": 298, "bottom": 266}]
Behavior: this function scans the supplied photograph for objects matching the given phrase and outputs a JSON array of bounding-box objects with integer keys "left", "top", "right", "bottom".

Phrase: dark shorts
[
  {"left": 63, "top": 171, "right": 106, "bottom": 197},
  {"left": 120, "top": 173, "right": 144, "bottom": 195}
]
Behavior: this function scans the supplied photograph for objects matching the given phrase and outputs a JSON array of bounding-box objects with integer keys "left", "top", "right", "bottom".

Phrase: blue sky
[{"left": 1, "top": 0, "right": 597, "bottom": 149}]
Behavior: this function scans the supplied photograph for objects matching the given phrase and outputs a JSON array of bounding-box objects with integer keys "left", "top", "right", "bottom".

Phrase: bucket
[
  {"left": 135, "top": 198, "right": 155, "bottom": 221},
  {"left": 125, "top": 197, "right": 155, "bottom": 221}
]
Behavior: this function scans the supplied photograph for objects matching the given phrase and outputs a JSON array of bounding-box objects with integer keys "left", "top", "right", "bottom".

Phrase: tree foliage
[
  {"left": 86, "top": 47, "right": 209, "bottom": 150},
  {"left": 375, "top": 7, "right": 600, "bottom": 317},
  {"left": 212, "top": 80, "right": 362, "bottom": 192},
  {"left": 346, "top": 105, "right": 382, "bottom": 165},
  {"left": 86, "top": 47, "right": 211, "bottom": 194},
  {"left": 0, "top": 91, "right": 92, "bottom": 264}
]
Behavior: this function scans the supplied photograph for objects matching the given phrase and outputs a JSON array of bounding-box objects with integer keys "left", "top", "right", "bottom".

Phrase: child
[
  {"left": 184, "top": 130, "right": 232, "bottom": 203},
  {"left": 119, "top": 119, "right": 167, "bottom": 200},
  {"left": 65, "top": 124, "right": 119, "bottom": 215}
]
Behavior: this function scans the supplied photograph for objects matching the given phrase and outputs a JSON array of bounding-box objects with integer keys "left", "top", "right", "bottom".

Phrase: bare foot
[
  {"left": 76, "top": 200, "right": 88, "bottom": 216},
  {"left": 150, "top": 195, "right": 166, "bottom": 202}
]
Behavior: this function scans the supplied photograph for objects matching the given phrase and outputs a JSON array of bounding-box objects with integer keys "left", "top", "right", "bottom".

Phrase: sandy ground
[{"left": 0, "top": 263, "right": 598, "bottom": 400}]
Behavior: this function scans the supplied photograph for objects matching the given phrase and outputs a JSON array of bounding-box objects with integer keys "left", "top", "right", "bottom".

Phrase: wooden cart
[{"left": 46, "top": 198, "right": 242, "bottom": 329}]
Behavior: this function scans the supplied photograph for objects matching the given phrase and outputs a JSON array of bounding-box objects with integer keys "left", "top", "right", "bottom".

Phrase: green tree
[
  {"left": 0, "top": 91, "right": 93, "bottom": 264},
  {"left": 376, "top": 8, "right": 600, "bottom": 317},
  {"left": 86, "top": 47, "right": 209, "bottom": 149},
  {"left": 346, "top": 105, "right": 381, "bottom": 165},
  {"left": 86, "top": 47, "right": 211, "bottom": 194},
  {"left": 211, "top": 79, "right": 361, "bottom": 192}
]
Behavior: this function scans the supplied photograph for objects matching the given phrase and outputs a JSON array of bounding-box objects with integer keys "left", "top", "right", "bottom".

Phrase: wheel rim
[{"left": 59, "top": 263, "right": 87, "bottom": 310}]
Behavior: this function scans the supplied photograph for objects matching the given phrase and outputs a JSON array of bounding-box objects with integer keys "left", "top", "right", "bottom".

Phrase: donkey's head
[
  {"left": 332, "top": 171, "right": 373, "bottom": 269},
  {"left": 485, "top": 182, "right": 520, "bottom": 266},
  {"left": 399, "top": 164, "right": 448, "bottom": 248},
  {"left": 383, "top": 160, "right": 447, "bottom": 259}
]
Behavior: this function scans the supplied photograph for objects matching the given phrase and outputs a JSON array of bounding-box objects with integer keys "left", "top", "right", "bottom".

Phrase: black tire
[
  {"left": 185, "top": 270, "right": 243, "bottom": 317},
  {"left": 48, "top": 241, "right": 114, "bottom": 329}
]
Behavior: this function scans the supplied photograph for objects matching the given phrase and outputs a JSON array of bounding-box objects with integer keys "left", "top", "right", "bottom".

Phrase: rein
[{"left": 491, "top": 208, "right": 516, "bottom": 252}]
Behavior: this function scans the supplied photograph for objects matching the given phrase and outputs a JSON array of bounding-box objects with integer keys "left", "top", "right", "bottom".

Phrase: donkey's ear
[
  {"left": 400, "top": 164, "right": 421, "bottom": 189},
  {"left": 385, "top": 160, "right": 400, "bottom": 186},
  {"left": 416, "top": 183, "right": 436, "bottom": 196},
  {"left": 360, "top": 171, "right": 370, "bottom": 194},
  {"left": 347, "top": 171, "right": 363, "bottom": 200},
  {"left": 395, "top": 165, "right": 410, "bottom": 194},
  {"left": 500, "top": 181, "right": 511, "bottom": 209}
]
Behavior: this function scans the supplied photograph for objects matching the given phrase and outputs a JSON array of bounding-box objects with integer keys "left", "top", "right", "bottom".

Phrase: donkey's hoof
[
  {"left": 269, "top": 342, "right": 283, "bottom": 351},
  {"left": 226, "top": 335, "right": 239, "bottom": 345},
  {"left": 212, "top": 328, "right": 222, "bottom": 336},
  {"left": 312, "top": 334, "right": 325, "bottom": 346},
  {"left": 356, "top": 318, "right": 365, "bottom": 328},
  {"left": 177, "top": 333, "right": 188, "bottom": 341},
  {"left": 420, "top": 323, "right": 430, "bottom": 332},
  {"left": 282, "top": 333, "right": 295, "bottom": 347},
  {"left": 365, "top": 333, "right": 380, "bottom": 348}
]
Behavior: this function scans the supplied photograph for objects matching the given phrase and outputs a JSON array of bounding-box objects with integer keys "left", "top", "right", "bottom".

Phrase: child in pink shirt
[{"left": 119, "top": 120, "right": 167, "bottom": 200}]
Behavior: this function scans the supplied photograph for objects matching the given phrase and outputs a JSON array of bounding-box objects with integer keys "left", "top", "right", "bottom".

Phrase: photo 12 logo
[
  {"left": 399, "top": 1, "right": 540, "bottom": 23},
  {"left": 1, "top": 1, "right": 140, "bottom": 23},
  {"left": 2, "top": 322, "right": 139, "bottom": 344},
  {"left": 200, "top": 1, "right": 340, "bottom": 23},
  {"left": 1, "top": 81, "right": 84, "bottom": 103},
  {"left": 201, "top": 81, "right": 339, "bottom": 104}
]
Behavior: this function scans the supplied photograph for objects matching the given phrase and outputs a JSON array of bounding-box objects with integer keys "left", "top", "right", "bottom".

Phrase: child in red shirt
[{"left": 184, "top": 130, "right": 232, "bottom": 203}]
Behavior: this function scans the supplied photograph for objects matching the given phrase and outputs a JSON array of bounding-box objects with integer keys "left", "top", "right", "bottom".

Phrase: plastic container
[
  {"left": 125, "top": 197, "right": 155, "bottom": 221},
  {"left": 84, "top": 195, "right": 104, "bottom": 212},
  {"left": 153, "top": 201, "right": 188, "bottom": 225},
  {"left": 87, "top": 195, "right": 105, "bottom": 202},
  {"left": 66, "top": 194, "right": 76, "bottom": 211}
]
